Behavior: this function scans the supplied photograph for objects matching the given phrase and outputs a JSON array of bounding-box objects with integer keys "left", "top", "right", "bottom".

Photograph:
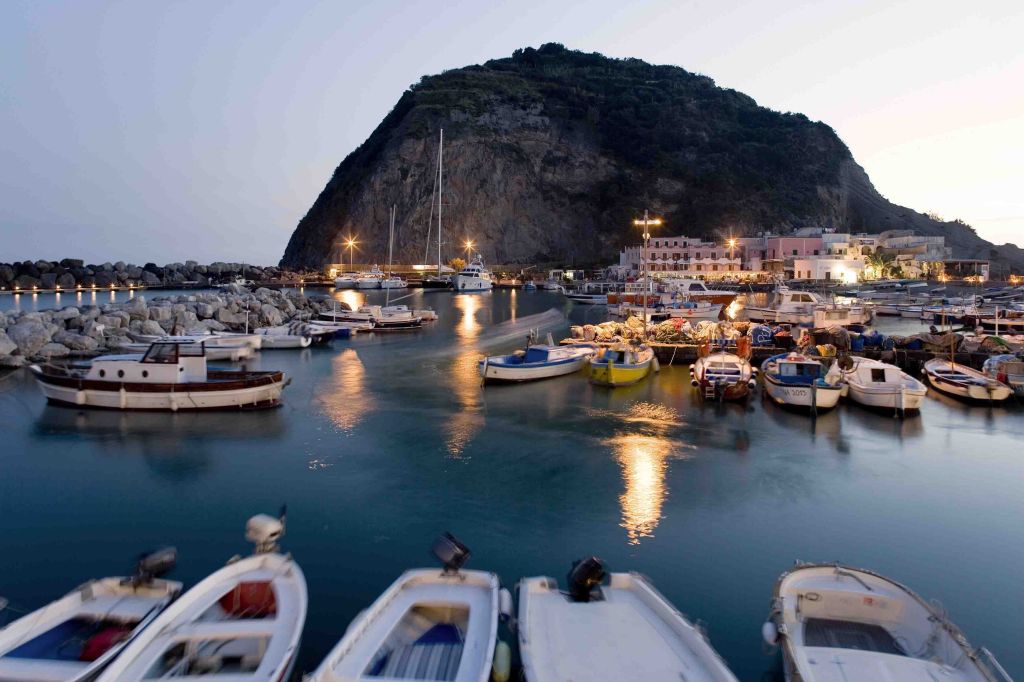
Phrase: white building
[
  {"left": 619, "top": 236, "right": 741, "bottom": 279},
  {"left": 792, "top": 257, "right": 864, "bottom": 284}
]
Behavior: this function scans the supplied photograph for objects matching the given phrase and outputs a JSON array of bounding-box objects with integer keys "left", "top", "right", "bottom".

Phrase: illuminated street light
[
  {"left": 464, "top": 239, "right": 475, "bottom": 258},
  {"left": 633, "top": 210, "right": 663, "bottom": 336},
  {"left": 345, "top": 236, "right": 358, "bottom": 271}
]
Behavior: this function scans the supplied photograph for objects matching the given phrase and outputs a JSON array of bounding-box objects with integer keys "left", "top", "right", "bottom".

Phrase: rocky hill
[{"left": 282, "top": 43, "right": 1022, "bottom": 271}]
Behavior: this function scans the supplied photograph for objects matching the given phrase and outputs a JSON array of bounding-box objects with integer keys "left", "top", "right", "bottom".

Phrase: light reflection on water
[
  {"left": 446, "top": 295, "right": 484, "bottom": 457},
  {"left": 317, "top": 348, "right": 373, "bottom": 435},
  {"left": 330, "top": 289, "right": 365, "bottom": 311}
]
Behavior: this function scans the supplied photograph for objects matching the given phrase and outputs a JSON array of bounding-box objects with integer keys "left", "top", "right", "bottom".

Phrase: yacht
[
  {"left": 29, "top": 341, "right": 287, "bottom": 411},
  {"left": 764, "top": 562, "right": 1010, "bottom": 682},
  {"left": 662, "top": 278, "right": 736, "bottom": 305},
  {"left": 307, "top": 534, "right": 509, "bottom": 682},
  {"left": 0, "top": 551, "right": 181, "bottom": 682},
  {"left": 379, "top": 276, "right": 407, "bottom": 289},
  {"left": 745, "top": 286, "right": 872, "bottom": 327},
  {"left": 518, "top": 558, "right": 738, "bottom": 682},
  {"left": 356, "top": 265, "right": 384, "bottom": 289},
  {"left": 334, "top": 273, "right": 358, "bottom": 289},
  {"left": 454, "top": 255, "right": 493, "bottom": 292},
  {"left": 97, "top": 512, "right": 306, "bottom": 682}
]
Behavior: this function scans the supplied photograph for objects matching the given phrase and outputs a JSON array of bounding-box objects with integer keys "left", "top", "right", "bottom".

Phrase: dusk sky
[{"left": 2, "top": 0, "right": 1021, "bottom": 265}]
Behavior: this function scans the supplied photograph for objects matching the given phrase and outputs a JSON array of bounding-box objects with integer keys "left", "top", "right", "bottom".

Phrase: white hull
[
  {"left": 845, "top": 383, "right": 925, "bottom": 411},
  {"left": 258, "top": 334, "right": 312, "bottom": 349},
  {"left": 33, "top": 375, "right": 286, "bottom": 411},
  {"left": 97, "top": 552, "right": 306, "bottom": 682},
  {"left": 309, "top": 569, "right": 499, "bottom": 682},
  {"left": 565, "top": 293, "right": 608, "bottom": 305},
  {"left": 764, "top": 379, "right": 842, "bottom": 410},
  {"left": 115, "top": 342, "right": 254, "bottom": 361},
  {"left": 334, "top": 278, "right": 356, "bottom": 289},
  {"left": 481, "top": 356, "right": 589, "bottom": 382},
  {"left": 454, "top": 276, "right": 493, "bottom": 291},
  {"left": 924, "top": 360, "right": 1013, "bottom": 402},
  {"left": 356, "top": 280, "right": 381, "bottom": 289}
]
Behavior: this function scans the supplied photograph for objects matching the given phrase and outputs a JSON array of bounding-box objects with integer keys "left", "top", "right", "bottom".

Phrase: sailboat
[
  {"left": 375, "top": 206, "right": 423, "bottom": 332},
  {"left": 422, "top": 129, "right": 451, "bottom": 289}
]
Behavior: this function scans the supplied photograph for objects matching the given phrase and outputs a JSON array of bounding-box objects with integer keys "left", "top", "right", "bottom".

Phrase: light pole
[
  {"left": 346, "top": 237, "right": 357, "bottom": 272},
  {"left": 633, "top": 210, "right": 663, "bottom": 335},
  {"left": 727, "top": 238, "right": 737, "bottom": 274},
  {"left": 464, "top": 239, "right": 475, "bottom": 261}
]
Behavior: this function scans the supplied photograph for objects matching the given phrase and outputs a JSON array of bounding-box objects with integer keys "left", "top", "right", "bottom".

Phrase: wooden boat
[
  {"left": 480, "top": 343, "right": 596, "bottom": 383},
  {"left": 129, "top": 330, "right": 263, "bottom": 351},
  {"left": 840, "top": 357, "right": 926, "bottom": 415},
  {"left": 518, "top": 558, "right": 738, "bottom": 682},
  {"left": 564, "top": 292, "right": 608, "bottom": 305},
  {"left": 308, "top": 534, "right": 508, "bottom": 682},
  {"left": 97, "top": 512, "right": 307, "bottom": 681},
  {"left": 690, "top": 339, "right": 755, "bottom": 401},
  {"left": 588, "top": 344, "right": 656, "bottom": 387},
  {"left": 114, "top": 340, "right": 255, "bottom": 362},
  {"left": 761, "top": 352, "right": 842, "bottom": 412},
  {"left": 661, "top": 278, "right": 736, "bottom": 305},
  {"left": 923, "top": 359, "right": 1012, "bottom": 403},
  {"left": 0, "top": 551, "right": 181, "bottom": 682},
  {"left": 764, "top": 562, "right": 1011, "bottom": 682},
  {"left": 30, "top": 341, "right": 287, "bottom": 411},
  {"left": 382, "top": 304, "right": 438, "bottom": 322},
  {"left": 982, "top": 354, "right": 1024, "bottom": 397},
  {"left": 254, "top": 326, "right": 313, "bottom": 349}
]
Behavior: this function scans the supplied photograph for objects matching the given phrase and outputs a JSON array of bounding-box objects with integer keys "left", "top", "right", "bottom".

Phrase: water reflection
[
  {"left": 445, "top": 296, "right": 484, "bottom": 457},
  {"left": 318, "top": 349, "right": 373, "bottom": 434},
  {"left": 607, "top": 402, "right": 689, "bottom": 545},
  {"left": 331, "top": 290, "right": 365, "bottom": 311}
]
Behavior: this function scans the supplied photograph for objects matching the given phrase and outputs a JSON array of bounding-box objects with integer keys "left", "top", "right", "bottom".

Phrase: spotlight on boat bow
[
  {"left": 432, "top": 532, "right": 471, "bottom": 574},
  {"left": 132, "top": 546, "right": 178, "bottom": 585},
  {"left": 567, "top": 556, "right": 606, "bottom": 602}
]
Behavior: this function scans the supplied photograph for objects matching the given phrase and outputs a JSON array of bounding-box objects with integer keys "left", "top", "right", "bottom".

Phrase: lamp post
[
  {"left": 346, "top": 237, "right": 357, "bottom": 272},
  {"left": 464, "top": 239, "right": 475, "bottom": 260},
  {"left": 727, "top": 238, "right": 737, "bottom": 274},
  {"left": 633, "top": 210, "right": 663, "bottom": 335}
]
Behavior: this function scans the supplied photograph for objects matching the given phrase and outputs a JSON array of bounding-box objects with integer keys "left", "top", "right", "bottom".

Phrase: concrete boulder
[
  {"left": 7, "top": 321, "right": 50, "bottom": 357},
  {"left": 56, "top": 272, "right": 76, "bottom": 289},
  {"left": 0, "top": 331, "right": 16, "bottom": 356},
  {"left": 53, "top": 331, "right": 99, "bottom": 351},
  {"left": 97, "top": 314, "right": 122, "bottom": 329},
  {"left": 260, "top": 304, "right": 284, "bottom": 326},
  {"left": 53, "top": 306, "right": 80, "bottom": 321},
  {"left": 141, "top": 270, "right": 161, "bottom": 286},
  {"left": 216, "top": 307, "right": 246, "bottom": 326},
  {"left": 140, "top": 320, "right": 165, "bottom": 336},
  {"left": 149, "top": 306, "right": 173, "bottom": 322},
  {"left": 195, "top": 302, "right": 215, "bottom": 319},
  {"left": 174, "top": 310, "right": 199, "bottom": 330}
]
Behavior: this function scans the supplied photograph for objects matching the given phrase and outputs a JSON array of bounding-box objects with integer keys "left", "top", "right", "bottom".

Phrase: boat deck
[{"left": 803, "top": 618, "right": 904, "bottom": 655}]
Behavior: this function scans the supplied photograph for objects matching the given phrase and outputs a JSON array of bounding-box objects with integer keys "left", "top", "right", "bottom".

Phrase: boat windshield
[
  {"left": 780, "top": 363, "right": 820, "bottom": 378},
  {"left": 142, "top": 344, "right": 179, "bottom": 364}
]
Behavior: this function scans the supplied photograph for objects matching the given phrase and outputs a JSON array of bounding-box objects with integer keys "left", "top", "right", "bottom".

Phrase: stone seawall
[
  {"left": 0, "top": 286, "right": 334, "bottom": 366},
  {"left": 0, "top": 259, "right": 301, "bottom": 291}
]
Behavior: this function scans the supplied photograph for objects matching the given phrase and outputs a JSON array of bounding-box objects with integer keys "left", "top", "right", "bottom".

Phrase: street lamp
[
  {"left": 633, "top": 210, "right": 663, "bottom": 334},
  {"left": 727, "top": 238, "right": 737, "bottom": 273},
  {"left": 345, "top": 236, "right": 357, "bottom": 272},
  {"left": 464, "top": 239, "right": 475, "bottom": 259}
]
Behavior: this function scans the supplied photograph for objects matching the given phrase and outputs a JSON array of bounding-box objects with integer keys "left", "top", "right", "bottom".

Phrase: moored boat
[
  {"left": 745, "top": 286, "right": 872, "bottom": 327},
  {"left": 690, "top": 338, "right": 755, "bottom": 401},
  {"left": 518, "top": 558, "right": 738, "bottom": 682},
  {"left": 764, "top": 562, "right": 1010, "bottom": 682},
  {"left": 564, "top": 292, "right": 608, "bottom": 305},
  {"left": 981, "top": 354, "right": 1024, "bottom": 397},
  {"left": 761, "top": 352, "right": 842, "bottom": 412},
  {"left": 0, "top": 551, "right": 181, "bottom": 682},
  {"left": 96, "top": 512, "right": 307, "bottom": 682},
  {"left": 454, "top": 255, "right": 494, "bottom": 292},
  {"left": 355, "top": 265, "right": 384, "bottom": 289},
  {"left": 588, "top": 343, "right": 656, "bottom": 387},
  {"left": 480, "top": 342, "right": 596, "bottom": 383},
  {"left": 254, "top": 325, "right": 313, "bottom": 349},
  {"left": 334, "top": 273, "right": 358, "bottom": 289},
  {"left": 840, "top": 356, "right": 926, "bottom": 415},
  {"left": 307, "top": 534, "right": 508, "bottom": 682},
  {"left": 114, "top": 339, "right": 255, "bottom": 362},
  {"left": 30, "top": 341, "right": 287, "bottom": 411},
  {"left": 661, "top": 277, "right": 736, "bottom": 305},
  {"left": 923, "top": 359, "right": 1012, "bottom": 403}
]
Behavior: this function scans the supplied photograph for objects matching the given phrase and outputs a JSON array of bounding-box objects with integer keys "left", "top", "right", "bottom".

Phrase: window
[
  {"left": 825, "top": 272, "right": 831, "bottom": 280},
  {"left": 711, "top": 253, "right": 717, "bottom": 260},
  {"left": 792, "top": 249, "right": 798, "bottom": 256},
  {"left": 683, "top": 253, "right": 689, "bottom": 260},
  {"left": 696, "top": 264, "right": 702, "bottom": 271},
  {"left": 814, "top": 250, "right": 819, "bottom": 255},
  {"left": 143, "top": 344, "right": 179, "bottom": 364},
  {"left": 117, "top": 369, "right": 125, "bottom": 378},
  {"left": 870, "top": 368, "right": 886, "bottom": 383}
]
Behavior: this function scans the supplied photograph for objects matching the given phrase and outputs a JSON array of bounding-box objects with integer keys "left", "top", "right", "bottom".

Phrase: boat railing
[{"left": 974, "top": 647, "right": 1013, "bottom": 682}]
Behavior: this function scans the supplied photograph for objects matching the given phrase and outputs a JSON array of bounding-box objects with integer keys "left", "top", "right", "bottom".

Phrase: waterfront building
[{"left": 619, "top": 236, "right": 742, "bottom": 280}]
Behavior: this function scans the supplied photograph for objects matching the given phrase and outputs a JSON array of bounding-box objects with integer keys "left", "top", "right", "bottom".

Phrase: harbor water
[{"left": 0, "top": 289, "right": 1021, "bottom": 678}]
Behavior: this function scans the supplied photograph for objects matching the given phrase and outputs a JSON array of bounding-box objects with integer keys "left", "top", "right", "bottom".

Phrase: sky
[{"left": 2, "top": 0, "right": 1022, "bottom": 265}]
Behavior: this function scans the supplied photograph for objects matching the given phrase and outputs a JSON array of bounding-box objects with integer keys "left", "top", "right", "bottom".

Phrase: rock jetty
[
  {"left": 0, "top": 259, "right": 296, "bottom": 291},
  {"left": 0, "top": 286, "right": 334, "bottom": 366}
]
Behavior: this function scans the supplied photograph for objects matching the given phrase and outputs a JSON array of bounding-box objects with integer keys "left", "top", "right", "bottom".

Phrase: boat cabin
[
  {"left": 773, "top": 359, "right": 823, "bottom": 383},
  {"left": 459, "top": 256, "right": 491, "bottom": 278},
  {"left": 87, "top": 342, "right": 207, "bottom": 384},
  {"left": 852, "top": 362, "right": 902, "bottom": 385}
]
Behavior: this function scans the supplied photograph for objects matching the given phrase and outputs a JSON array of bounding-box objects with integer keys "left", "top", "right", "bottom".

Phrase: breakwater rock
[
  {"left": 0, "top": 259, "right": 294, "bottom": 291},
  {"left": 0, "top": 287, "right": 334, "bottom": 366}
]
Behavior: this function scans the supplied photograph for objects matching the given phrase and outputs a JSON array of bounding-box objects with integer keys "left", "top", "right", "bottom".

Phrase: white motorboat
[
  {"left": 334, "top": 274, "right": 358, "bottom": 289},
  {"left": 664, "top": 300, "right": 722, "bottom": 321},
  {"left": 564, "top": 292, "right": 608, "bottom": 305},
  {"left": 982, "top": 354, "right": 1024, "bottom": 397},
  {"left": 356, "top": 266, "right": 384, "bottom": 289},
  {"left": 129, "top": 330, "right": 263, "bottom": 351},
  {"left": 381, "top": 304, "right": 437, "bottom": 322},
  {"left": 745, "top": 286, "right": 872, "bottom": 327},
  {"left": 306, "top": 320, "right": 373, "bottom": 339},
  {"left": 761, "top": 352, "right": 843, "bottom": 412},
  {"left": 661, "top": 278, "right": 736, "bottom": 305},
  {"left": 0, "top": 550, "right": 181, "bottom": 682},
  {"left": 308, "top": 534, "right": 508, "bottom": 682},
  {"left": 254, "top": 326, "right": 313, "bottom": 349},
  {"left": 30, "top": 341, "right": 288, "bottom": 411},
  {"left": 840, "top": 356, "right": 926, "bottom": 415},
  {"left": 97, "top": 512, "right": 307, "bottom": 682},
  {"left": 480, "top": 342, "right": 596, "bottom": 383},
  {"left": 454, "top": 256, "right": 493, "bottom": 292},
  {"left": 923, "top": 359, "right": 1012, "bottom": 403},
  {"left": 690, "top": 344, "right": 755, "bottom": 402},
  {"left": 518, "top": 558, "right": 738, "bottom": 682},
  {"left": 380, "top": 276, "right": 407, "bottom": 289},
  {"left": 764, "top": 562, "right": 1011, "bottom": 682}
]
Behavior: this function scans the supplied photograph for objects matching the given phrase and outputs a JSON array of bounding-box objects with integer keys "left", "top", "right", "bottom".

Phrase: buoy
[
  {"left": 747, "top": 378, "right": 757, "bottom": 390},
  {"left": 498, "top": 588, "right": 513, "bottom": 620},
  {"left": 491, "top": 640, "right": 511, "bottom": 682},
  {"left": 652, "top": 356, "right": 660, "bottom": 373},
  {"left": 690, "top": 379, "right": 699, "bottom": 387},
  {"left": 762, "top": 621, "right": 779, "bottom": 646}
]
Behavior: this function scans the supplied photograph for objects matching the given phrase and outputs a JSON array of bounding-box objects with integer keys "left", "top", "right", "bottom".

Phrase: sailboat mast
[
  {"left": 437, "top": 128, "right": 443, "bottom": 276},
  {"left": 386, "top": 205, "right": 396, "bottom": 307}
]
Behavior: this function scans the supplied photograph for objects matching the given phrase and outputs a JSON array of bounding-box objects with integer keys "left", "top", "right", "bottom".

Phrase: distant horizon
[{"left": 3, "top": 1, "right": 1021, "bottom": 263}]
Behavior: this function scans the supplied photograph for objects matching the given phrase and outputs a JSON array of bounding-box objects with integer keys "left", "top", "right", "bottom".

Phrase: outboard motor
[
  {"left": 567, "top": 557, "right": 606, "bottom": 603},
  {"left": 246, "top": 511, "right": 285, "bottom": 554},
  {"left": 133, "top": 547, "right": 178, "bottom": 585},
  {"left": 432, "top": 532, "right": 470, "bottom": 574}
]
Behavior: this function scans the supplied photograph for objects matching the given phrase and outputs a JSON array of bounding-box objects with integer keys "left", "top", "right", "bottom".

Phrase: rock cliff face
[{"left": 281, "top": 43, "right": 1022, "bottom": 269}]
